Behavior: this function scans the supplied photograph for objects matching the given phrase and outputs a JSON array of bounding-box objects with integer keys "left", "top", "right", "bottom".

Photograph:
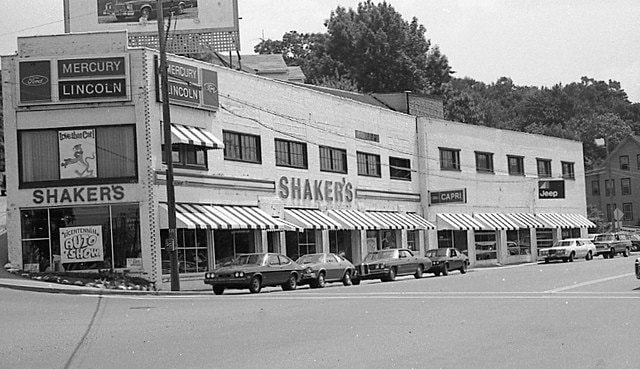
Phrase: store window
[
  {"left": 161, "top": 228, "right": 208, "bottom": 274},
  {"left": 507, "top": 155, "right": 524, "bottom": 175},
  {"left": 389, "top": 157, "right": 411, "bottom": 181},
  {"left": 18, "top": 125, "right": 137, "bottom": 187},
  {"left": 223, "top": 130, "right": 261, "bottom": 163},
  {"left": 286, "top": 230, "right": 317, "bottom": 261},
  {"left": 536, "top": 228, "right": 554, "bottom": 249},
  {"left": 506, "top": 229, "right": 531, "bottom": 256},
  {"left": 319, "top": 146, "right": 347, "bottom": 174},
  {"left": 366, "top": 230, "right": 379, "bottom": 254},
  {"left": 381, "top": 231, "right": 397, "bottom": 249},
  {"left": 562, "top": 161, "right": 575, "bottom": 180},
  {"left": 592, "top": 180, "right": 600, "bottom": 196},
  {"left": 536, "top": 159, "right": 552, "bottom": 178},
  {"left": 213, "top": 230, "right": 254, "bottom": 267},
  {"left": 20, "top": 204, "right": 141, "bottom": 273},
  {"left": 475, "top": 151, "right": 494, "bottom": 173},
  {"left": 275, "top": 138, "right": 308, "bottom": 169},
  {"left": 621, "top": 178, "right": 631, "bottom": 195},
  {"left": 605, "top": 180, "right": 615, "bottom": 196},
  {"left": 440, "top": 148, "right": 460, "bottom": 171},
  {"left": 474, "top": 231, "right": 497, "bottom": 261},
  {"left": 357, "top": 151, "right": 381, "bottom": 177},
  {"left": 623, "top": 203, "right": 633, "bottom": 221},
  {"left": 620, "top": 155, "right": 630, "bottom": 170},
  {"left": 406, "top": 230, "right": 418, "bottom": 252},
  {"left": 162, "top": 144, "right": 207, "bottom": 169},
  {"left": 329, "top": 230, "right": 352, "bottom": 261},
  {"left": 561, "top": 228, "right": 581, "bottom": 239},
  {"left": 437, "top": 230, "right": 468, "bottom": 255}
]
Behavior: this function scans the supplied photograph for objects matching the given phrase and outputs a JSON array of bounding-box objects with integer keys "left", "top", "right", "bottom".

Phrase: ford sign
[{"left": 22, "top": 75, "right": 49, "bottom": 87}]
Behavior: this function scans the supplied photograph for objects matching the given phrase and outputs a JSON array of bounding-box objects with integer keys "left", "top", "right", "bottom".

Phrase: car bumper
[
  {"left": 299, "top": 271, "right": 318, "bottom": 284},
  {"left": 426, "top": 264, "right": 446, "bottom": 273},
  {"left": 204, "top": 278, "right": 251, "bottom": 289},
  {"left": 354, "top": 269, "right": 389, "bottom": 280}
]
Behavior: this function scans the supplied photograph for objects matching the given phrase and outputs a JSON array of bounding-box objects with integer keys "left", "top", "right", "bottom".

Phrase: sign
[
  {"left": 58, "top": 57, "right": 126, "bottom": 77},
  {"left": 59, "top": 78, "right": 127, "bottom": 100},
  {"left": 19, "top": 60, "right": 52, "bottom": 102},
  {"left": 156, "top": 57, "right": 219, "bottom": 111},
  {"left": 613, "top": 208, "right": 624, "bottom": 221},
  {"left": 32, "top": 185, "right": 126, "bottom": 205},
  {"left": 430, "top": 189, "right": 466, "bottom": 205},
  {"left": 126, "top": 258, "right": 143, "bottom": 271},
  {"left": 538, "top": 180, "right": 565, "bottom": 199},
  {"left": 59, "top": 129, "right": 97, "bottom": 179},
  {"left": 278, "top": 176, "right": 354, "bottom": 203},
  {"left": 60, "top": 226, "right": 104, "bottom": 264}
]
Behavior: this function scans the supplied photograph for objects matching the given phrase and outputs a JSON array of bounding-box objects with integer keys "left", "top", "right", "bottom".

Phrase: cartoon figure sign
[
  {"left": 60, "top": 226, "right": 104, "bottom": 264},
  {"left": 59, "top": 129, "right": 97, "bottom": 179}
]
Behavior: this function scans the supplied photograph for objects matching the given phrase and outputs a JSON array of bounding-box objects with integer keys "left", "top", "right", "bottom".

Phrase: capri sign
[{"left": 430, "top": 189, "right": 466, "bottom": 205}]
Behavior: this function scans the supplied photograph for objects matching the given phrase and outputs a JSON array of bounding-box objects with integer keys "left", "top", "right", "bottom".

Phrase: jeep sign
[{"left": 539, "top": 180, "right": 565, "bottom": 199}]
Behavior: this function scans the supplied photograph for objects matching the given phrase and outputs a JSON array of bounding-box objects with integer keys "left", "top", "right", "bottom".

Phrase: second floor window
[
  {"left": 507, "top": 155, "right": 524, "bottom": 175},
  {"left": 357, "top": 151, "right": 381, "bottom": 177},
  {"left": 319, "top": 146, "right": 347, "bottom": 173},
  {"left": 475, "top": 151, "right": 494, "bottom": 173},
  {"left": 440, "top": 148, "right": 460, "bottom": 170},
  {"left": 223, "top": 131, "right": 261, "bottom": 163},
  {"left": 163, "top": 144, "right": 207, "bottom": 169},
  {"left": 537, "top": 159, "right": 552, "bottom": 178},
  {"left": 623, "top": 203, "right": 633, "bottom": 221},
  {"left": 389, "top": 157, "right": 411, "bottom": 180},
  {"left": 621, "top": 178, "right": 631, "bottom": 195},
  {"left": 605, "top": 179, "right": 615, "bottom": 196},
  {"left": 592, "top": 180, "right": 600, "bottom": 196},
  {"left": 275, "top": 139, "right": 307, "bottom": 169},
  {"left": 562, "top": 161, "right": 575, "bottom": 179},
  {"left": 620, "top": 155, "right": 630, "bottom": 170}
]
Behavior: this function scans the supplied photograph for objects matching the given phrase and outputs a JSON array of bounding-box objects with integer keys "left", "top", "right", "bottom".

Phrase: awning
[
  {"left": 405, "top": 213, "right": 437, "bottom": 230},
  {"left": 366, "top": 212, "right": 437, "bottom": 230},
  {"left": 269, "top": 218, "right": 302, "bottom": 232},
  {"left": 436, "top": 213, "right": 490, "bottom": 231},
  {"left": 169, "top": 124, "right": 224, "bottom": 149},
  {"left": 159, "top": 203, "right": 283, "bottom": 229},
  {"left": 473, "top": 213, "right": 521, "bottom": 230},
  {"left": 326, "top": 209, "right": 384, "bottom": 230},
  {"left": 503, "top": 213, "right": 547, "bottom": 229},
  {"left": 535, "top": 213, "right": 596, "bottom": 228},
  {"left": 284, "top": 209, "right": 342, "bottom": 230}
]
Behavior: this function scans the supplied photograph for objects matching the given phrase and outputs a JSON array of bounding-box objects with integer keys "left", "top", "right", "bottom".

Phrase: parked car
[
  {"left": 627, "top": 233, "right": 640, "bottom": 252},
  {"left": 635, "top": 257, "right": 640, "bottom": 279},
  {"left": 352, "top": 248, "right": 432, "bottom": 285},
  {"left": 424, "top": 248, "right": 469, "bottom": 276},
  {"left": 593, "top": 233, "right": 632, "bottom": 258},
  {"left": 538, "top": 238, "right": 596, "bottom": 263},
  {"left": 204, "top": 253, "right": 302, "bottom": 295},
  {"left": 296, "top": 253, "right": 355, "bottom": 288}
]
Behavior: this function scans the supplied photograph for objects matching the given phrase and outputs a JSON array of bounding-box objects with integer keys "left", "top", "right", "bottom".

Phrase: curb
[{"left": 0, "top": 279, "right": 210, "bottom": 296}]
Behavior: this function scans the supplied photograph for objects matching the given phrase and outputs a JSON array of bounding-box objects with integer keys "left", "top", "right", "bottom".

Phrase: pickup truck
[{"left": 111, "top": 0, "right": 188, "bottom": 21}]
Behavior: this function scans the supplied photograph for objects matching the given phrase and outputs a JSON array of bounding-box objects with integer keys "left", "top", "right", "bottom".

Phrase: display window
[
  {"left": 286, "top": 229, "right": 317, "bottom": 261},
  {"left": 438, "top": 230, "right": 468, "bottom": 255},
  {"left": 329, "top": 230, "right": 352, "bottom": 260},
  {"left": 561, "top": 228, "right": 581, "bottom": 239},
  {"left": 160, "top": 228, "right": 208, "bottom": 274},
  {"left": 506, "top": 229, "right": 531, "bottom": 256},
  {"left": 474, "top": 231, "right": 497, "bottom": 261},
  {"left": 20, "top": 204, "right": 141, "bottom": 272},
  {"left": 406, "top": 230, "right": 417, "bottom": 251},
  {"left": 212, "top": 230, "right": 255, "bottom": 268},
  {"left": 536, "top": 228, "right": 554, "bottom": 249}
]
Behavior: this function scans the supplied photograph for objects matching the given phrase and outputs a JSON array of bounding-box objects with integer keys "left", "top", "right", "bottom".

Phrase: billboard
[{"left": 64, "top": 0, "right": 240, "bottom": 52}]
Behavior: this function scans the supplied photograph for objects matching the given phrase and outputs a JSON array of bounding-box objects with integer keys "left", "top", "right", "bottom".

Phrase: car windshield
[
  {"left": 297, "top": 254, "right": 323, "bottom": 264},
  {"left": 594, "top": 234, "right": 614, "bottom": 242},
  {"left": 426, "top": 249, "right": 448, "bottom": 257},
  {"left": 364, "top": 250, "right": 396, "bottom": 261},
  {"left": 234, "top": 254, "right": 264, "bottom": 265}
]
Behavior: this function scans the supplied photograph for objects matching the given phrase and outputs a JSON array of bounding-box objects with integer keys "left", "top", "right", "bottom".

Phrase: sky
[{"left": 1, "top": 1, "right": 639, "bottom": 102}]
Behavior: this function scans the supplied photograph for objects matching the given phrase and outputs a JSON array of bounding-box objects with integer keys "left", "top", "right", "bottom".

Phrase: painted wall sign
[
  {"left": 278, "top": 176, "right": 354, "bottom": 202},
  {"left": 156, "top": 57, "right": 219, "bottom": 111},
  {"left": 60, "top": 225, "right": 104, "bottom": 263},
  {"left": 32, "top": 185, "right": 125, "bottom": 205},
  {"left": 539, "top": 180, "right": 565, "bottom": 199},
  {"left": 429, "top": 189, "right": 466, "bottom": 205},
  {"left": 19, "top": 60, "right": 52, "bottom": 102},
  {"left": 59, "top": 129, "right": 97, "bottom": 179}
]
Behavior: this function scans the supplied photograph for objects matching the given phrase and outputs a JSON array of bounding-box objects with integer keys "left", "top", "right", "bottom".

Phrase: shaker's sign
[{"left": 278, "top": 176, "right": 354, "bottom": 202}]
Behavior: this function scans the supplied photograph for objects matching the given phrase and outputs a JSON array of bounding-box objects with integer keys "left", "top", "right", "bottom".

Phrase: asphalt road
[{"left": 2, "top": 255, "right": 639, "bottom": 369}]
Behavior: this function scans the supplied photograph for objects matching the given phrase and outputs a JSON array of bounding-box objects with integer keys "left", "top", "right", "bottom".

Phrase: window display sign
[
  {"left": 156, "top": 57, "right": 219, "bottom": 111},
  {"left": 59, "top": 129, "right": 97, "bottom": 179},
  {"left": 539, "top": 180, "right": 565, "bottom": 199},
  {"left": 60, "top": 225, "right": 104, "bottom": 264}
]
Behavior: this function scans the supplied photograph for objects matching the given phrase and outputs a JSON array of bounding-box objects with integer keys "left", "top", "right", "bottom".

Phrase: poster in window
[
  {"left": 59, "top": 129, "right": 97, "bottom": 179},
  {"left": 60, "top": 226, "right": 104, "bottom": 264}
]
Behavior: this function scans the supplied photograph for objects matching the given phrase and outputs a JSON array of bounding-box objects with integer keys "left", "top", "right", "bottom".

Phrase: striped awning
[
  {"left": 504, "top": 213, "right": 547, "bottom": 229},
  {"left": 535, "top": 213, "right": 596, "bottom": 228},
  {"left": 436, "top": 213, "right": 490, "bottom": 231},
  {"left": 169, "top": 124, "right": 224, "bottom": 149},
  {"left": 159, "top": 203, "right": 283, "bottom": 229},
  {"left": 284, "top": 208, "right": 342, "bottom": 230},
  {"left": 270, "top": 218, "right": 302, "bottom": 232},
  {"left": 326, "top": 209, "right": 384, "bottom": 230},
  {"left": 366, "top": 212, "right": 437, "bottom": 230},
  {"left": 405, "top": 213, "right": 437, "bottom": 230}
]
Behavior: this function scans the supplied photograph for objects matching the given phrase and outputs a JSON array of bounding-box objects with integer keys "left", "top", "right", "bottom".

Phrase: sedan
[
  {"left": 352, "top": 248, "right": 432, "bottom": 284},
  {"left": 424, "top": 248, "right": 469, "bottom": 276},
  {"left": 538, "top": 238, "right": 596, "bottom": 263},
  {"left": 204, "top": 253, "right": 303, "bottom": 295},
  {"left": 296, "top": 253, "right": 355, "bottom": 288}
]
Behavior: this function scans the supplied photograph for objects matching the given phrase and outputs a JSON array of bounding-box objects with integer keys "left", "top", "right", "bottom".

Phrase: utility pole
[{"left": 157, "top": 0, "right": 180, "bottom": 291}]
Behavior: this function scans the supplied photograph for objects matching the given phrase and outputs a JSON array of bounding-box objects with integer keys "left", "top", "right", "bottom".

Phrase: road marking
[{"left": 544, "top": 273, "right": 635, "bottom": 293}]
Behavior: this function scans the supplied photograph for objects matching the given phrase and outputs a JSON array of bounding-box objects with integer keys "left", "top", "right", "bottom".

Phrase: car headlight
[
  {"left": 234, "top": 271, "right": 245, "bottom": 278},
  {"left": 304, "top": 267, "right": 313, "bottom": 274},
  {"left": 433, "top": 261, "right": 440, "bottom": 265},
  {"left": 556, "top": 250, "right": 565, "bottom": 255},
  {"left": 205, "top": 272, "right": 215, "bottom": 279},
  {"left": 378, "top": 263, "right": 386, "bottom": 269}
]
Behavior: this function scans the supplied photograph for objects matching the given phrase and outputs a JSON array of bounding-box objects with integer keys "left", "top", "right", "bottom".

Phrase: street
[{"left": 2, "top": 256, "right": 640, "bottom": 369}]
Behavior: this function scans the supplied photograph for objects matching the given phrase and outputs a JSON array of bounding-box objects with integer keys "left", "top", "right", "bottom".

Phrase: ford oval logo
[
  {"left": 22, "top": 75, "right": 49, "bottom": 87},
  {"left": 203, "top": 82, "right": 218, "bottom": 94}
]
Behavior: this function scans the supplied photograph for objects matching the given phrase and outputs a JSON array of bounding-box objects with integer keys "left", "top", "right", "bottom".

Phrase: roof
[{"left": 239, "top": 54, "right": 288, "bottom": 74}]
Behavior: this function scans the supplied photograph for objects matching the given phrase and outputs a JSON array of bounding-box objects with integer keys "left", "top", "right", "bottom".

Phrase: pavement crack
[{"left": 64, "top": 295, "right": 103, "bottom": 369}]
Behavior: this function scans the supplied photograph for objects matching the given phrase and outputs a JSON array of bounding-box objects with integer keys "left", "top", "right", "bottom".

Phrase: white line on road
[{"left": 544, "top": 273, "right": 635, "bottom": 293}]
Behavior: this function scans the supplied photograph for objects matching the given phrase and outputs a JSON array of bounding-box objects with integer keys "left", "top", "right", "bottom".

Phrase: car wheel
[
  {"left": 383, "top": 267, "right": 396, "bottom": 282},
  {"left": 352, "top": 277, "right": 361, "bottom": 285},
  {"left": 624, "top": 248, "right": 630, "bottom": 257},
  {"left": 414, "top": 265, "right": 424, "bottom": 279},
  {"left": 609, "top": 248, "right": 616, "bottom": 259},
  {"left": 342, "top": 270, "right": 352, "bottom": 286},
  {"left": 568, "top": 252, "right": 575, "bottom": 262},
  {"left": 586, "top": 251, "right": 593, "bottom": 261},
  {"left": 434, "top": 271, "right": 441, "bottom": 276},
  {"left": 248, "top": 276, "right": 262, "bottom": 294},
  {"left": 212, "top": 286, "right": 224, "bottom": 295},
  {"left": 315, "top": 272, "right": 326, "bottom": 288},
  {"left": 442, "top": 263, "right": 449, "bottom": 276},
  {"left": 460, "top": 262, "right": 468, "bottom": 274},
  {"left": 281, "top": 274, "right": 297, "bottom": 291}
]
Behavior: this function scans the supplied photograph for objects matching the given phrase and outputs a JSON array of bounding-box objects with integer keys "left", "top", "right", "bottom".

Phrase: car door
[
  {"left": 574, "top": 240, "right": 586, "bottom": 258},
  {"left": 399, "top": 249, "right": 416, "bottom": 275},
  {"left": 324, "top": 254, "right": 340, "bottom": 281},
  {"left": 448, "top": 249, "right": 460, "bottom": 270},
  {"left": 262, "top": 254, "right": 283, "bottom": 286}
]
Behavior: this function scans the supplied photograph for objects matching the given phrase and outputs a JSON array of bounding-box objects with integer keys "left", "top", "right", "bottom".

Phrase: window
[
  {"left": 275, "top": 139, "right": 308, "bottom": 169},
  {"left": 286, "top": 229, "right": 317, "bottom": 261},
  {"left": 389, "top": 157, "right": 411, "bottom": 180},
  {"left": 439, "top": 148, "right": 460, "bottom": 170},
  {"left": 623, "top": 203, "right": 633, "bottom": 221},
  {"left": 620, "top": 155, "right": 630, "bottom": 170},
  {"left": 357, "top": 152, "right": 381, "bottom": 177},
  {"left": 506, "top": 229, "right": 531, "bottom": 256},
  {"left": 621, "top": 178, "right": 631, "bottom": 195},
  {"left": 163, "top": 144, "right": 207, "bottom": 169},
  {"left": 223, "top": 130, "right": 261, "bottom": 163},
  {"left": 407, "top": 230, "right": 417, "bottom": 251},
  {"left": 605, "top": 179, "right": 615, "bottom": 196},
  {"left": 536, "top": 228, "right": 554, "bottom": 249},
  {"left": 536, "top": 159, "right": 552, "bottom": 178},
  {"left": 161, "top": 228, "right": 208, "bottom": 274},
  {"left": 592, "top": 180, "right": 600, "bottom": 196},
  {"left": 18, "top": 125, "right": 137, "bottom": 187},
  {"left": 507, "top": 155, "right": 524, "bottom": 175},
  {"left": 561, "top": 161, "right": 575, "bottom": 179},
  {"left": 475, "top": 151, "right": 494, "bottom": 173},
  {"left": 474, "top": 231, "right": 497, "bottom": 261},
  {"left": 355, "top": 130, "right": 379, "bottom": 142},
  {"left": 319, "top": 146, "right": 347, "bottom": 173}
]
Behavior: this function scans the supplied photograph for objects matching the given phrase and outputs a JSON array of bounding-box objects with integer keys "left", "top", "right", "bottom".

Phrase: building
[{"left": 2, "top": 32, "right": 593, "bottom": 290}]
